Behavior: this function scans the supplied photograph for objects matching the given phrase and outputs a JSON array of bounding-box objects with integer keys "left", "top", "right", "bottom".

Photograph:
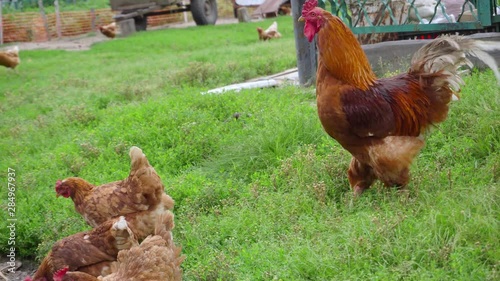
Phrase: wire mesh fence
[{"left": 320, "top": 0, "right": 500, "bottom": 44}]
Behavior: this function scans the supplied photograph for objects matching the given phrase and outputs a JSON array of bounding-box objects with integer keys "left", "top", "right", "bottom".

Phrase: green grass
[{"left": 1, "top": 16, "right": 499, "bottom": 280}]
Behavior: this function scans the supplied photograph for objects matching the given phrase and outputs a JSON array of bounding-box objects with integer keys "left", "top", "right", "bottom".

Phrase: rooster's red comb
[{"left": 302, "top": 0, "right": 318, "bottom": 14}]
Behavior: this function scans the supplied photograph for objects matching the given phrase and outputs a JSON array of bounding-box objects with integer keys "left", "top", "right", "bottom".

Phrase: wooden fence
[{"left": 0, "top": 0, "right": 183, "bottom": 44}]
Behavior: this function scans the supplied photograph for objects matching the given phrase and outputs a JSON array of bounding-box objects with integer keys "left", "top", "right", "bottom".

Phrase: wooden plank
[
  {"left": 54, "top": 0, "right": 62, "bottom": 39},
  {"left": 38, "top": 0, "right": 51, "bottom": 41},
  {"left": 203, "top": 80, "right": 280, "bottom": 95}
]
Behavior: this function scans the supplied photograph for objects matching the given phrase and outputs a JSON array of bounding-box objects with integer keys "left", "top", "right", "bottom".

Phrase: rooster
[
  {"left": 298, "top": 0, "right": 500, "bottom": 195},
  {"left": 56, "top": 146, "right": 174, "bottom": 228},
  {"left": 257, "top": 21, "right": 282, "bottom": 41},
  {"left": 0, "top": 45, "right": 20, "bottom": 69},
  {"left": 50, "top": 211, "right": 184, "bottom": 281},
  {"left": 99, "top": 22, "right": 117, "bottom": 39}
]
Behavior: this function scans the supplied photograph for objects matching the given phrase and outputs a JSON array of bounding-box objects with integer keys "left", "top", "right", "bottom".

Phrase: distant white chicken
[
  {"left": 257, "top": 21, "right": 282, "bottom": 41},
  {"left": 442, "top": 0, "right": 475, "bottom": 19},
  {"left": 407, "top": 0, "right": 456, "bottom": 24}
]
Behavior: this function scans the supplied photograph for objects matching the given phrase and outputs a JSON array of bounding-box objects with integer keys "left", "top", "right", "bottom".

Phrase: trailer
[
  {"left": 111, "top": 0, "right": 218, "bottom": 32},
  {"left": 319, "top": 0, "right": 500, "bottom": 44}
]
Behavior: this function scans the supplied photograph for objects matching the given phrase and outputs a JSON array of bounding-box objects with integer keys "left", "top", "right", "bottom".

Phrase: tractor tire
[{"left": 191, "top": 0, "right": 218, "bottom": 26}]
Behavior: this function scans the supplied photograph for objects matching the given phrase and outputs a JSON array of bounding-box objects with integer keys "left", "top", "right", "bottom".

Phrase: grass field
[{"left": 1, "top": 15, "right": 499, "bottom": 280}]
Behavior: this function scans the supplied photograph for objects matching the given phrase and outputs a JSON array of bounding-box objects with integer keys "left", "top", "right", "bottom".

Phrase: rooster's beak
[{"left": 298, "top": 16, "right": 304, "bottom": 22}]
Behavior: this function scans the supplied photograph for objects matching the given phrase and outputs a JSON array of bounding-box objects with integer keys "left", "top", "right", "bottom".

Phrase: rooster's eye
[{"left": 311, "top": 12, "right": 316, "bottom": 16}]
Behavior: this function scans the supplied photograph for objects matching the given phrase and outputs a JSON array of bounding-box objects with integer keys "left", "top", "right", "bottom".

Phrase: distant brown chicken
[
  {"left": 99, "top": 22, "right": 117, "bottom": 39},
  {"left": 279, "top": 5, "right": 291, "bottom": 15},
  {"left": 257, "top": 21, "right": 282, "bottom": 41},
  {"left": 0, "top": 46, "right": 20, "bottom": 69}
]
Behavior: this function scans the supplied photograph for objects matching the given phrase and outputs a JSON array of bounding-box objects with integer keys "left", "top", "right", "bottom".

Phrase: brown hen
[
  {"left": 56, "top": 146, "right": 174, "bottom": 228},
  {"left": 28, "top": 216, "right": 136, "bottom": 281},
  {"left": 99, "top": 22, "right": 116, "bottom": 39},
  {"left": 51, "top": 211, "right": 184, "bottom": 281}
]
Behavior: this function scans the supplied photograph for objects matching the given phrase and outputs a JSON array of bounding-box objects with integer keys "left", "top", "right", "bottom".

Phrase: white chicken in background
[
  {"left": 441, "top": 0, "right": 479, "bottom": 22},
  {"left": 442, "top": 0, "right": 474, "bottom": 18},
  {"left": 407, "top": 0, "right": 456, "bottom": 24},
  {"left": 257, "top": 21, "right": 282, "bottom": 41}
]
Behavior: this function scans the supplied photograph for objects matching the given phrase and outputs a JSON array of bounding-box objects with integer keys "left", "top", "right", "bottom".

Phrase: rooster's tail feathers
[
  {"left": 410, "top": 35, "right": 500, "bottom": 91},
  {"left": 470, "top": 40, "right": 500, "bottom": 82}
]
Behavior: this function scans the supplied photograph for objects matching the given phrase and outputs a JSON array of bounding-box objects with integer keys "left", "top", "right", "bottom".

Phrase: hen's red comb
[
  {"left": 303, "top": 0, "right": 318, "bottom": 14},
  {"left": 55, "top": 179, "right": 62, "bottom": 188},
  {"left": 53, "top": 267, "right": 69, "bottom": 281}
]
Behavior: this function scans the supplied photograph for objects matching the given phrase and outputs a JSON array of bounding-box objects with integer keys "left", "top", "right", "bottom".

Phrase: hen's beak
[
  {"left": 56, "top": 193, "right": 60, "bottom": 198},
  {"left": 298, "top": 16, "right": 304, "bottom": 22}
]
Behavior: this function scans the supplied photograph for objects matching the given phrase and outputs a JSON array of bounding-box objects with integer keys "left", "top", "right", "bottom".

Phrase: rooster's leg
[{"left": 348, "top": 157, "right": 376, "bottom": 195}]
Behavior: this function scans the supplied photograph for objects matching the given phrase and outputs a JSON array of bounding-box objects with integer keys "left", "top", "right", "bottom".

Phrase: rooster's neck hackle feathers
[{"left": 317, "top": 12, "right": 377, "bottom": 90}]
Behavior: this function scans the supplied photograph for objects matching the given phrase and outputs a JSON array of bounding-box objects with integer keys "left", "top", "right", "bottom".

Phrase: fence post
[
  {"left": 38, "top": 0, "right": 51, "bottom": 41},
  {"left": 54, "top": 0, "right": 62, "bottom": 39},
  {"left": 183, "top": 1, "right": 188, "bottom": 23},
  {"left": 90, "top": 8, "right": 96, "bottom": 32},
  {"left": 0, "top": 0, "right": 3, "bottom": 45},
  {"left": 291, "top": 0, "right": 317, "bottom": 86}
]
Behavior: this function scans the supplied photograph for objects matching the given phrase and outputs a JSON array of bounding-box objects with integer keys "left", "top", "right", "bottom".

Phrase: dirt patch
[
  {"left": 14, "top": 34, "right": 109, "bottom": 51},
  {"left": 13, "top": 18, "right": 239, "bottom": 52},
  {"left": 1, "top": 257, "right": 37, "bottom": 281}
]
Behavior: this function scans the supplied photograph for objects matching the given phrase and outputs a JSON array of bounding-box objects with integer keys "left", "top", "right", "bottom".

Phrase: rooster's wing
[{"left": 337, "top": 75, "right": 431, "bottom": 139}]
